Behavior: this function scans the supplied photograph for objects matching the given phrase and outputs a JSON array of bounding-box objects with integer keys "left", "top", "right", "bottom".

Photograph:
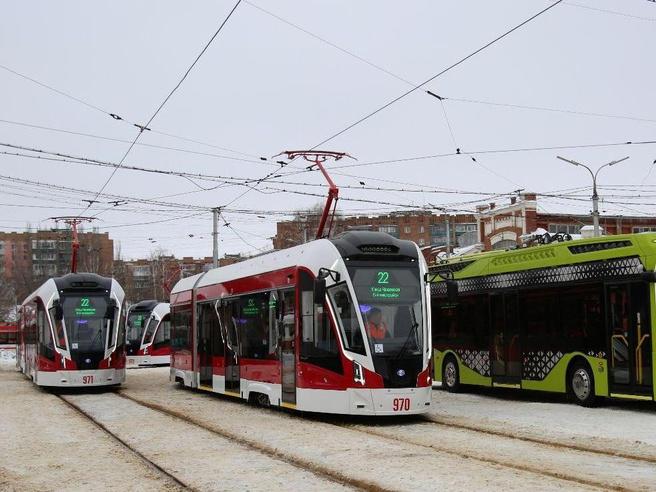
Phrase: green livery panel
[{"left": 431, "top": 233, "right": 656, "bottom": 402}]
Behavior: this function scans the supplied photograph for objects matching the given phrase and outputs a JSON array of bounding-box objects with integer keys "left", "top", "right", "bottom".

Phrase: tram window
[
  {"left": 153, "top": 315, "right": 171, "bottom": 349},
  {"left": 237, "top": 292, "right": 273, "bottom": 360},
  {"left": 37, "top": 303, "right": 55, "bottom": 360},
  {"left": 144, "top": 316, "right": 158, "bottom": 345},
  {"left": 198, "top": 304, "right": 223, "bottom": 356},
  {"left": 49, "top": 306, "right": 67, "bottom": 349},
  {"left": 116, "top": 305, "right": 126, "bottom": 351},
  {"left": 328, "top": 283, "right": 366, "bottom": 355},
  {"left": 280, "top": 289, "right": 295, "bottom": 342},
  {"left": 171, "top": 308, "right": 191, "bottom": 350}
]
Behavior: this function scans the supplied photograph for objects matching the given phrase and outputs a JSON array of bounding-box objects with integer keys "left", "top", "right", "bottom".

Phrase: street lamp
[{"left": 556, "top": 156, "right": 629, "bottom": 237}]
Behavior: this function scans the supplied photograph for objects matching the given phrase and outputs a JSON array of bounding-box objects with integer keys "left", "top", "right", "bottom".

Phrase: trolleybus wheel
[
  {"left": 442, "top": 357, "right": 461, "bottom": 393},
  {"left": 568, "top": 361, "right": 596, "bottom": 407}
]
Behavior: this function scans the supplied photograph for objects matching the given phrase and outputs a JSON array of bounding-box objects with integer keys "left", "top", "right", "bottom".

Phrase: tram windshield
[
  {"left": 347, "top": 266, "right": 424, "bottom": 358},
  {"left": 127, "top": 311, "right": 149, "bottom": 347},
  {"left": 60, "top": 295, "right": 116, "bottom": 353}
]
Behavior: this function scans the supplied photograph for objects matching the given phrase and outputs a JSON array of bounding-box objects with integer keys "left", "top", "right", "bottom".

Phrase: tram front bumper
[
  {"left": 36, "top": 368, "right": 126, "bottom": 387},
  {"left": 349, "top": 386, "right": 432, "bottom": 416}
]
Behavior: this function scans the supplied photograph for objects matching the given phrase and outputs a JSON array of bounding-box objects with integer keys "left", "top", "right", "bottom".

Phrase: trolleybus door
[
  {"left": 490, "top": 293, "right": 522, "bottom": 386},
  {"left": 607, "top": 283, "right": 653, "bottom": 397},
  {"left": 280, "top": 289, "right": 296, "bottom": 405},
  {"left": 219, "top": 300, "right": 240, "bottom": 394}
]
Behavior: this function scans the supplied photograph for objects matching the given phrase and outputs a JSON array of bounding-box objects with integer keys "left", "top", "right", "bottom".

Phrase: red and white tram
[
  {"left": 18, "top": 273, "right": 127, "bottom": 387},
  {"left": 126, "top": 300, "right": 171, "bottom": 367},
  {"left": 170, "top": 231, "right": 432, "bottom": 415}
]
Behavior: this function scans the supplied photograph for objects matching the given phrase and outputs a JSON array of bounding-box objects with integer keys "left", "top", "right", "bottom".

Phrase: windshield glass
[
  {"left": 61, "top": 295, "right": 113, "bottom": 353},
  {"left": 127, "top": 311, "right": 148, "bottom": 346},
  {"left": 349, "top": 266, "right": 423, "bottom": 358}
]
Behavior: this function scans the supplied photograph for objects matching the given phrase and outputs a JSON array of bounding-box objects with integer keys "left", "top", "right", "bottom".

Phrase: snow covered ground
[
  {"left": 430, "top": 385, "right": 656, "bottom": 458},
  {"left": 0, "top": 348, "right": 16, "bottom": 370},
  {"left": 2, "top": 367, "right": 655, "bottom": 491}
]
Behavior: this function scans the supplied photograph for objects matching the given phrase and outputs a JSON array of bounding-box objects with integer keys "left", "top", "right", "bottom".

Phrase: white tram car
[
  {"left": 17, "top": 273, "right": 127, "bottom": 387},
  {"left": 170, "top": 231, "right": 432, "bottom": 415},
  {"left": 126, "top": 300, "right": 172, "bottom": 367}
]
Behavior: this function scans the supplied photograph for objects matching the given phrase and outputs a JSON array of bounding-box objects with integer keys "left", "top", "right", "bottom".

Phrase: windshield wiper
[{"left": 394, "top": 306, "right": 420, "bottom": 361}]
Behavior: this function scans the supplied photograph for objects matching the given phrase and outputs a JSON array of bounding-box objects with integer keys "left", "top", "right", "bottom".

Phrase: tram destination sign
[{"left": 74, "top": 297, "right": 97, "bottom": 316}]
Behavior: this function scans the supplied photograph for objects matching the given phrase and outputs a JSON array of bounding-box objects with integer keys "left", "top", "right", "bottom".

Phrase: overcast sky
[{"left": 1, "top": 0, "right": 655, "bottom": 259}]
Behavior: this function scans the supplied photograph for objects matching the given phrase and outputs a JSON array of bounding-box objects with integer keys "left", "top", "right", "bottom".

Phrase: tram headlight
[{"left": 353, "top": 361, "right": 365, "bottom": 386}]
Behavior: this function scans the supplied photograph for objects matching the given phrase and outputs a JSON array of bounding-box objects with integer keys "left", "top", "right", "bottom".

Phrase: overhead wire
[
  {"left": 308, "top": 0, "right": 564, "bottom": 149},
  {"left": 83, "top": 0, "right": 244, "bottom": 216}
]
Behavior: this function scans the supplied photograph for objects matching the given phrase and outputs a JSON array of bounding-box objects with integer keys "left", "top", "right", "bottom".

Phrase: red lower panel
[
  {"left": 240, "top": 358, "right": 279, "bottom": 384},
  {"left": 172, "top": 350, "right": 193, "bottom": 371}
]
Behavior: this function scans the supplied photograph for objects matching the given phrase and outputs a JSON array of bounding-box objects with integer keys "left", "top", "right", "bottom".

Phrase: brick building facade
[
  {"left": 272, "top": 211, "right": 478, "bottom": 251},
  {"left": 477, "top": 192, "right": 656, "bottom": 250},
  {"left": 0, "top": 229, "right": 114, "bottom": 302}
]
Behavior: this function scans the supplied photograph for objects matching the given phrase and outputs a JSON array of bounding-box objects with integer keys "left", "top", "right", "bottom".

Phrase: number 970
[{"left": 392, "top": 397, "right": 410, "bottom": 411}]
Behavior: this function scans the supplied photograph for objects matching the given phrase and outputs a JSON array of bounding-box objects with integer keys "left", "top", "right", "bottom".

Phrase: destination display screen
[{"left": 349, "top": 267, "right": 420, "bottom": 303}]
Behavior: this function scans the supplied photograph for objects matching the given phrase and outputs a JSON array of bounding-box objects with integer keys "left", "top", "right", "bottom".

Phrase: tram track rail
[
  {"left": 116, "top": 391, "right": 390, "bottom": 492},
  {"left": 328, "top": 418, "right": 632, "bottom": 492},
  {"left": 117, "top": 386, "right": 647, "bottom": 492},
  {"left": 422, "top": 414, "right": 656, "bottom": 465},
  {"left": 55, "top": 394, "right": 192, "bottom": 491}
]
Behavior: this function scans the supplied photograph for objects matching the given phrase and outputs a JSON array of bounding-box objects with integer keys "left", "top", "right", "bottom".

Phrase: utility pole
[
  {"left": 557, "top": 156, "right": 629, "bottom": 237},
  {"left": 445, "top": 215, "right": 451, "bottom": 257},
  {"left": 212, "top": 207, "right": 220, "bottom": 268},
  {"left": 50, "top": 216, "right": 96, "bottom": 273}
]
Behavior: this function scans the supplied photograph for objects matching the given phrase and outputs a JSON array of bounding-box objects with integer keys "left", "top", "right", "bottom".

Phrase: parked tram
[
  {"left": 170, "top": 231, "right": 432, "bottom": 415},
  {"left": 17, "top": 272, "right": 127, "bottom": 387},
  {"left": 430, "top": 232, "right": 656, "bottom": 406},
  {"left": 126, "top": 300, "right": 171, "bottom": 367},
  {"left": 0, "top": 322, "right": 18, "bottom": 349}
]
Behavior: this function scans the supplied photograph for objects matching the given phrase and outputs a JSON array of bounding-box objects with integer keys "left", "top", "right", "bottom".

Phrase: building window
[
  {"left": 404, "top": 226, "right": 411, "bottom": 234},
  {"left": 419, "top": 226, "right": 425, "bottom": 233},
  {"left": 492, "top": 239, "right": 517, "bottom": 250},
  {"left": 418, "top": 238, "right": 425, "bottom": 246},
  {"left": 548, "top": 224, "right": 581, "bottom": 235},
  {"left": 378, "top": 225, "right": 399, "bottom": 238},
  {"left": 633, "top": 227, "right": 656, "bottom": 233}
]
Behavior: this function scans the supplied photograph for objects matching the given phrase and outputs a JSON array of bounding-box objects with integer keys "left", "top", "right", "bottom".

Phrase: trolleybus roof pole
[
  {"left": 49, "top": 216, "right": 96, "bottom": 273},
  {"left": 276, "top": 150, "right": 354, "bottom": 239}
]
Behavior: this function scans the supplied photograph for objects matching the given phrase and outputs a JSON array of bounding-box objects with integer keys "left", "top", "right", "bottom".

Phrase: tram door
[
  {"left": 280, "top": 288, "right": 296, "bottom": 405},
  {"left": 607, "top": 283, "right": 653, "bottom": 396},
  {"left": 219, "top": 300, "right": 240, "bottom": 394},
  {"left": 197, "top": 303, "right": 214, "bottom": 389},
  {"left": 490, "top": 293, "right": 521, "bottom": 386}
]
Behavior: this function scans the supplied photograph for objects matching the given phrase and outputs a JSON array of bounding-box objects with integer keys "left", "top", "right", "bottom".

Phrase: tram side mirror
[
  {"left": 53, "top": 300, "right": 64, "bottom": 321},
  {"left": 314, "top": 277, "right": 326, "bottom": 304}
]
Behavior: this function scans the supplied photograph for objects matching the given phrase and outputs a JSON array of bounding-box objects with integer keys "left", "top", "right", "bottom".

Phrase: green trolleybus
[{"left": 430, "top": 232, "right": 656, "bottom": 406}]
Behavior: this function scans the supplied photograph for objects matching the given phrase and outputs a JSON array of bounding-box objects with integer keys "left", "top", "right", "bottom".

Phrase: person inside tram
[{"left": 366, "top": 307, "right": 390, "bottom": 341}]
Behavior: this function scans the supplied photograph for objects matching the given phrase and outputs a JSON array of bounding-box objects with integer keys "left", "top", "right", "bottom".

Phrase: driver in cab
[{"left": 366, "top": 307, "right": 390, "bottom": 340}]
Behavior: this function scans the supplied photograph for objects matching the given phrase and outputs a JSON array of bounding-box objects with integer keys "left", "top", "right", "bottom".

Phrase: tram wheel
[
  {"left": 442, "top": 357, "right": 461, "bottom": 393},
  {"left": 568, "top": 361, "right": 597, "bottom": 407},
  {"left": 250, "top": 392, "right": 271, "bottom": 407}
]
